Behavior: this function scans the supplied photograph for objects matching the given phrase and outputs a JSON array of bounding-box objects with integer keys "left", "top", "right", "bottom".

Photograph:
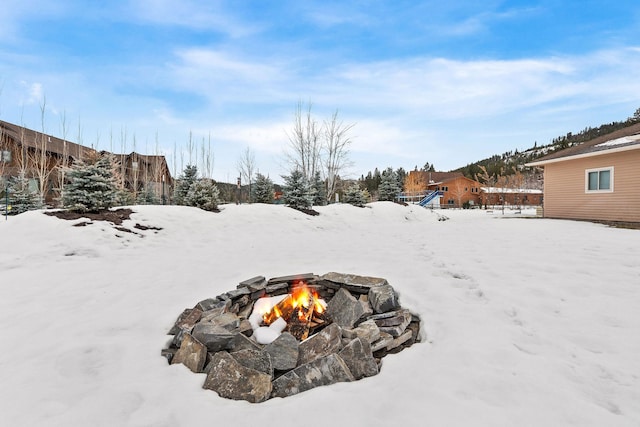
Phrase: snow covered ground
[{"left": 1, "top": 203, "right": 638, "bottom": 427}]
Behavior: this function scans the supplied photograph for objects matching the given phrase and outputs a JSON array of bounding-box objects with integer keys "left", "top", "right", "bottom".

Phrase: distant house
[
  {"left": 526, "top": 123, "right": 640, "bottom": 223},
  {"left": 0, "top": 119, "right": 173, "bottom": 204},
  {"left": 480, "top": 187, "right": 543, "bottom": 208},
  {"left": 404, "top": 171, "right": 483, "bottom": 208}
]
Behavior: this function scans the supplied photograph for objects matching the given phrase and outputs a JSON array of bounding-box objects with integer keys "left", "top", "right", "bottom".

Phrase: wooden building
[
  {"left": 405, "top": 171, "right": 483, "bottom": 208},
  {"left": 526, "top": 123, "right": 640, "bottom": 223},
  {"left": 0, "top": 120, "right": 173, "bottom": 205}
]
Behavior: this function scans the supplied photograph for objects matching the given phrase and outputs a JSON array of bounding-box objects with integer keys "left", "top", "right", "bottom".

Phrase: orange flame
[{"left": 262, "top": 281, "right": 325, "bottom": 325}]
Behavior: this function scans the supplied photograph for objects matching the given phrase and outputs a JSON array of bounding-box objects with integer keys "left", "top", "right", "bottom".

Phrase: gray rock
[
  {"left": 326, "top": 288, "right": 366, "bottom": 328},
  {"left": 223, "top": 288, "right": 252, "bottom": 300},
  {"left": 231, "top": 349, "right": 273, "bottom": 376},
  {"left": 265, "top": 332, "right": 299, "bottom": 371},
  {"left": 203, "top": 352, "right": 272, "bottom": 403},
  {"left": 200, "top": 306, "right": 229, "bottom": 323},
  {"left": 161, "top": 348, "right": 177, "bottom": 363},
  {"left": 168, "top": 308, "right": 203, "bottom": 334},
  {"left": 298, "top": 323, "right": 343, "bottom": 366},
  {"left": 206, "top": 312, "right": 241, "bottom": 331},
  {"left": 370, "top": 332, "right": 394, "bottom": 352},
  {"left": 268, "top": 273, "right": 316, "bottom": 285},
  {"left": 238, "top": 276, "right": 267, "bottom": 291},
  {"left": 321, "top": 272, "right": 388, "bottom": 294},
  {"left": 342, "top": 319, "right": 381, "bottom": 344},
  {"left": 339, "top": 337, "right": 379, "bottom": 379},
  {"left": 192, "top": 323, "right": 236, "bottom": 352},
  {"left": 264, "top": 282, "right": 290, "bottom": 296},
  {"left": 386, "top": 329, "right": 413, "bottom": 351},
  {"left": 376, "top": 309, "right": 412, "bottom": 337},
  {"left": 171, "top": 333, "right": 207, "bottom": 373},
  {"left": 227, "top": 332, "right": 263, "bottom": 353},
  {"left": 271, "top": 353, "right": 355, "bottom": 398},
  {"left": 196, "top": 298, "right": 230, "bottom": 312},
  {"left": 368, "top": 284, "right": 401, "bottom": 314}
]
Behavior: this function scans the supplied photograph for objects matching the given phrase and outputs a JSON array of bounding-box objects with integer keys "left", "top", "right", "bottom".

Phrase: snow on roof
[{"left": 595, "top": 133, "right": 640, "bottom": 147}]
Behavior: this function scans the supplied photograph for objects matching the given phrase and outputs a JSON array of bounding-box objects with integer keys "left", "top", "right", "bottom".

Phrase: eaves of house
[{"left": 526, "top": 123, "right": 640, "bottom": 167}]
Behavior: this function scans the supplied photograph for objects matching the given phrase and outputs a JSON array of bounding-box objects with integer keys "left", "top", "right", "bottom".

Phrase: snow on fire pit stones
[{"left": 162, "top": 272, "right": 422, "bottom": 403}]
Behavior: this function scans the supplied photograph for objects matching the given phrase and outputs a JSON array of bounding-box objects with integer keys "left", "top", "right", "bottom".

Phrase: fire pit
[{"left": 162, "top": 272, "right": 422, "bottom": 403}]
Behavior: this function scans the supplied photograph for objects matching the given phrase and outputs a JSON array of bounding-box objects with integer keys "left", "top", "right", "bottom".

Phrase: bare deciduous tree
[
  {"left": 53, "top": 110, "right": 70, "bottom": 206},
  {"left": 285, "top": 101, "right": 322, "bottom": 182},
  {"left": 237, "top": 146, "right": 256, "bottom": 203},
  {"left": 285, "top": 101, "right": 355, "bottom": 203},
  {"left": 200, "top": 133, "right": 214, "bottom": 179},
  {"left": 30, "top": 96, "right": 57, "bottom": 204},
  {"left": 324, "top": 110, "right": 354, "bottom": 202}
]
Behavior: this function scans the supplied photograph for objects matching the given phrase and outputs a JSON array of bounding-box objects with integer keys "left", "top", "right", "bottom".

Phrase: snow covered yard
[{"left": 1, "top": 203, "right": 638, "bottom": 427}]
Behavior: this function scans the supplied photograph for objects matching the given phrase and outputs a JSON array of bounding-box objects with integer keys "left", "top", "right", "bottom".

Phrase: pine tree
[
  {"left": 173, "top": 165, "right": 198, "bottom": 205},
  {"left": 282, "top": 169, "right": 312, "bottom": 209},
  {"left": 62, "top": 155, "right": 119, "bottom": 213},
  {"left": 184, "top": 179, "right": 220, "bottom": 211},
  {"left": 344, "top": 183, "right": 368, "bottom": 207},
  {"left": 7, "top": 172, "right": 43, "bottom": 214},
  {"left": 378, "top": 167, "right": 401, "bottom": 201},
  {"left": 310, "top": 171, "right": 327, "bottom": 206},
  {"left": 137, "top": 185, "right": 159, "bottom": 205},
  {"left": 253, "top": 173, "right": 275, "bottom": 204}
]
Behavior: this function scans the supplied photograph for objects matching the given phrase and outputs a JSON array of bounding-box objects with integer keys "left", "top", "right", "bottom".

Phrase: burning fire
[{"left": 262, "top": 281, "right": 325, "bottom": 325}]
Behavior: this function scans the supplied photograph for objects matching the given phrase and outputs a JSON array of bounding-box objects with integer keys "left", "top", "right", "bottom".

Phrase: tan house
[
  {"left": 526, "top": 123, "right": 640, "bottom": 223},
  {"left": 0, "top": 119, "right": 173, "bottom": 204}
]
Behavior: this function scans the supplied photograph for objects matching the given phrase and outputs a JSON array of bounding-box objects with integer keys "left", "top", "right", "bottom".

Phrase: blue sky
[{"left": 1, "top": 1, "right": 639, "bottom": 183}]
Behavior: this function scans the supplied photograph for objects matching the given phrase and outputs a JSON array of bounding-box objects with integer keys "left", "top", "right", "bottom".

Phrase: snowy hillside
[{"left": 1, "top": 203, "right": 638, "bottom": 427}]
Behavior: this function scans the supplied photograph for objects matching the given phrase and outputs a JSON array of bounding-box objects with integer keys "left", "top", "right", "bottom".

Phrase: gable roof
[
  {"left": 1, "top": 119, "right": 95, "bottom": 159},
  {"left": 527, "top": 122, "right": 640, "bottom": 166}
]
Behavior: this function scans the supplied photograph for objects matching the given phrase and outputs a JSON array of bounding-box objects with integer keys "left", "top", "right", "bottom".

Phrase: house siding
[{"left": 543, "top": 149, "right": 640, "bottom": 222}]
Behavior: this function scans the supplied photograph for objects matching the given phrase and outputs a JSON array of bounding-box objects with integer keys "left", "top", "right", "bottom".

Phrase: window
[
  {"left": 442, "top": 186, "right": 448, "bottom": 192},
  {"left": 1, "top": 150, "right": 11, "bottom": 162},
  {"left": 586, "top": 167, "right": 613, "bottom": 193}
]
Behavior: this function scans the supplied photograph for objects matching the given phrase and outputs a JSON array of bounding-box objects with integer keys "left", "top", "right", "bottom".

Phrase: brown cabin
[{"left": 0, "top": 119, "right": 173, "bottom": 205}]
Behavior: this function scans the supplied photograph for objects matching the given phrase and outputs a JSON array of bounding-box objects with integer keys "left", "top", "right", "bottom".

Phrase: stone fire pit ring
[{"left": 162, "top": 272, "right": 422, "bottom": 403}]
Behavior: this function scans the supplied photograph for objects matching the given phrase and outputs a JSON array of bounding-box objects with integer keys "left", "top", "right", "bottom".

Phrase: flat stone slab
[
  {"left": 195, "top": 298, "right": 230, "bottom": 312},
  {"left": 192, "top": 323, "right": 236, "bottom": 352},
  {"left": 298, "top": 323, "right": 343, "bottom": 366},
  {"left": 342, "top": 319, "right": 381, "bottom": 344},
  {"left": 231, "top": 349, "right": 273, "bottom": 376},
  {"left": 168, "top": 308, "right": 203, "bottom": 334},
  {"left": 321, "top": 272, "right": 388, "bottom": 294},
  {"left": 267, "top": 273, "right": 316, "bottom": 285},
  {"left": 238, "top": 276, "right": 267, "bottom": 291},
  {"left": 204, "top": 352, "right": 272, "bottom": 403},
  {"left": 271, "top": 353, "right": 355, "bottom": 398}
]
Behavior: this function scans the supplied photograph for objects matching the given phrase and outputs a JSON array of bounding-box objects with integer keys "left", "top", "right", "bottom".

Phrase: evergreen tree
[
  {"left": 137, "top": 185, "right": 159, "bottom": 205},
  {"left": 173, "top": 165, "right": 198, "bottom": 205},
  {"left": 282, "top": 169, "right": 312, "bottom": 209},
  {"left": 395, "top": 167, "right": 406, "bottom": 192},
  {"left": 7, "top": 172, "right": 42, "bottom": 214},
  {"left": 184, "top": 179, "right": 220, "bottom": 211},
  {"left": 378, "top": 167, "right": 401, "bottom": 201},
  {"left": 62, "top": 155, "right": 119, "bottom": 213},
  {"left": 310, "top": 171, "right": 327, "bottom": 206},
  {"left": 344, "top": 183, "right": 368, "bottom": 207},
  {"left": 252, "top": 173, "right": 275, "bottom": 204}
]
